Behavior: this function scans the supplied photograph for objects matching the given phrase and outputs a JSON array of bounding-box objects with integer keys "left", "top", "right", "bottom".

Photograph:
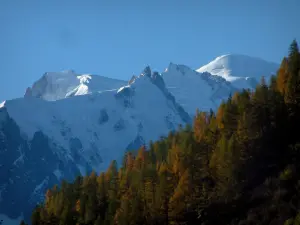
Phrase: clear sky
[{"left": 0, "top": 0, "right": 299, "bottom": 101}]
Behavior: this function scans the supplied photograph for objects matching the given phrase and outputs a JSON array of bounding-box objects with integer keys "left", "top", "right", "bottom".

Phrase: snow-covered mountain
[
  {"left": 0, "top": 67, "right": 190, "bottom": 224},
  {"left": 197, "top": 54, "right": 279, "bottom": 89},
  {"left": 162, "top": 63, "right": 235, "bottom": 115},
  {"left": 0, "top": 54, "right": 280, "bottom": 224},
  {"left": 24, "top": 70, "right": 127, "bottom": 101}
]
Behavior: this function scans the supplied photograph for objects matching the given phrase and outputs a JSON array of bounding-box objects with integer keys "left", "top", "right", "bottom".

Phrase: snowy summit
[
  {"left": 24, "top": 70, "right": 127, "bottom": 101},
  {"left": 197, "top": 54, "right": 279, "bottom": 89}
]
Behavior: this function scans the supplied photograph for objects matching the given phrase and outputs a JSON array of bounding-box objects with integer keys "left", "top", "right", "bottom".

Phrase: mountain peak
[
  {"left": 24, "top": 70, "right": 127, "bottom": 101},
  {"left": 165, "top": 62, "right": 191, "bottom": 75},
  {"left": 161, "top": 63, "right": 234, "bottom": 115},
  {"left": 212, "top": 53, "right": 276, "bottom": 63},
  {"left": 197, "top": 54, "right": 279, "bottom": 89},
  {"left": 140, "top": 66, "right": 152, "bottom": 77},
  {"left": 61, "top": 69, "right": 76, "bottom": 74}
]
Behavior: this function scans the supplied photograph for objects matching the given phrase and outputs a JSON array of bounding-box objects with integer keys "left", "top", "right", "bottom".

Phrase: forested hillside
[{"left": 22, "top": 41, "right": 300, "bottom": 225}]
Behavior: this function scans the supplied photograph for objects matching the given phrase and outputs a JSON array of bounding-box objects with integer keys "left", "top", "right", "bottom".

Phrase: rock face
[{"left": 0, "top": 108, "right": 94, "bottom": 224}]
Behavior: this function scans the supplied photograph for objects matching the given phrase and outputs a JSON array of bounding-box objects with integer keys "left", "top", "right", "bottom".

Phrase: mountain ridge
[{"left": 24, "top": 70, "right": 127, "bottom": 101}]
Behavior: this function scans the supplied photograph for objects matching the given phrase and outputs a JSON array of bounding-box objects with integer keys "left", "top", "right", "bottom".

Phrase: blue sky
[{"left": 0, "top": 0, "right": 299, "bottom": 101}]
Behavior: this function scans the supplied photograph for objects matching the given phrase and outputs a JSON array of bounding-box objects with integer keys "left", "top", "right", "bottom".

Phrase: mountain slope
[
  {"left": 0, "top": 68, "right": 190, "bottom": 223},
  {"left": 197, "top": 54, "right": 279, "bottom": 89},
  {"left": 24, "top": 70, "right": 127, "bottom": 101},
  {"left": 162, "top": 63, "right": 236, "bottom": 115}
]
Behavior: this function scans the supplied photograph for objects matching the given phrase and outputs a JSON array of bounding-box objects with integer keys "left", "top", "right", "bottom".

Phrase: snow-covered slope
[
  {"left": 7, "top": 69, "right": 189, "bottom": 162},
  {"left": 162, "top": 63, "right": 236, "bottom": 115},
  {"left": 197, "top": 54, "right": 279, "bottom": 89},
  {"left": 24, "top": 70, "right": 127, "bottom": 101},
  {"left": 0, "top": 67, "right": 190, "bottom": 223}
]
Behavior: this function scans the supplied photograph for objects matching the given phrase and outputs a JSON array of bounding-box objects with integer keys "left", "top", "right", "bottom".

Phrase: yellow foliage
[
  {"left": 193, "top": 111, "right": 208, "bottom": 142},
  {"left": 216, "top": 103, "right": 225, "bottom": 129},
  {"left": 277, "top": 57, "right": 289, "bottom": 94},
  {"left": 76, "top": 199, "right": 80, "bottom": 212},
  {"left": 169, "top": 169, "right": 191, "bottom": 216}
]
